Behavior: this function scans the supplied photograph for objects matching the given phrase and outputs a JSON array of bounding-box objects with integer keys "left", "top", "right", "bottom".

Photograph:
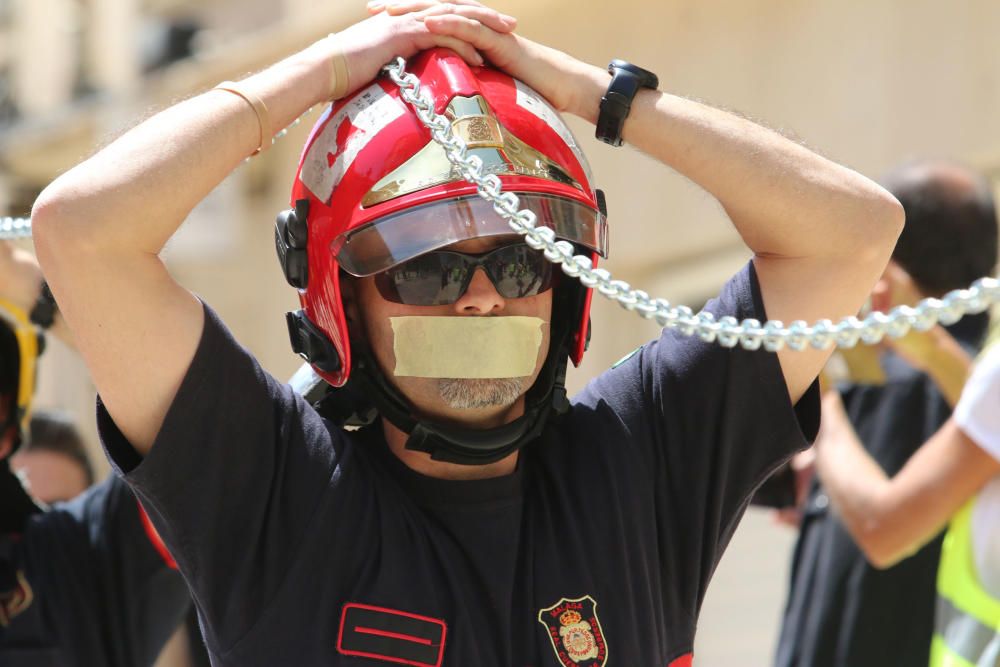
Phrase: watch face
[{"left": 608, "top": 60, "right": 659, "bottom": 90}]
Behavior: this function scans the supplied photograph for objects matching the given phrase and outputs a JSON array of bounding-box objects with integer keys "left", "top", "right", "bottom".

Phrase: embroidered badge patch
[{"left": 537, "top": 596, "right": 608, "bottom": 666}]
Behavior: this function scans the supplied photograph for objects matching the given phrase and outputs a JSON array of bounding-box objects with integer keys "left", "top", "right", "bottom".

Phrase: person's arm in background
[
  {"left": 375, "top": 0, "right": 904, "bottom": 403},
  {"left": 887, "top": 325, "right": 971, "bottom": 407},
  {"left": 875, "top": 261, "right": 973, "bottom": 407},
  {"left": 31, "top": 7, "right": 517, "bottom": 456},
  {"left": 813, "top": 390, "right": 1000, "bottom": 567},
  {"left": 766, "top": 323, "right": 970, "bottom": 528},
  {"left": 0, "top": 242, "right": 72, "bottom": 347}
]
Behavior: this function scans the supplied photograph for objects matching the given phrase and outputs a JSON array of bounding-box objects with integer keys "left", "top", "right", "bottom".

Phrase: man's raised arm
[
  {"left": 613, "top": 86, "right": 904, "bottom": 402},
  {"left": 30, "top": 8, "right": 517, "bottom": 455},
  {"left": 388, "top": 0, "right": 905, "bottom": 401}
]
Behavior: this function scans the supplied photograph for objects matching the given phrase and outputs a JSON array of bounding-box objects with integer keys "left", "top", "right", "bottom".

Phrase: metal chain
[
  {"left": 0, "top": 106, "right": 316, "bottom": 241},
  {"left": 383, "top": 57, "right": 1000, "bottom": 352}
]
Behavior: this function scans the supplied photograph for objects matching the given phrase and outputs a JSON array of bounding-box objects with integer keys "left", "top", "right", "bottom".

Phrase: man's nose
[{"left": 453, "top": 268, "right": 505, "bottom": 314}]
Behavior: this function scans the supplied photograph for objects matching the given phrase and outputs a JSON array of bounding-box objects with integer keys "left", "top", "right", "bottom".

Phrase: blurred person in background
[
  {"left": 815, "top": 335, "right": 1000, "bottom": 666},
  {"left": 11, "top": 410, "right": 95, "bottom": 505},
  {"left": 773, "top": 160, "right": 998, "bottom": 667},
  {"left": 0, "top": 241, "right": 192, "bottom": 666}
]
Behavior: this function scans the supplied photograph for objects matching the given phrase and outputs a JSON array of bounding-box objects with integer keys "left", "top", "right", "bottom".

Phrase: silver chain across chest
[
  {"left": 382, "top": 57, "right": 1000, "bottom": 352},
  {"left": 5, "top": 58, "right": 999, "bottom": 352}
]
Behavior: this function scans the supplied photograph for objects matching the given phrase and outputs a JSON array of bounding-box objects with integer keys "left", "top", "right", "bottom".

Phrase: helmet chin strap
[{"left": 346, "top": 318, "right": 571, "bottom": 465}]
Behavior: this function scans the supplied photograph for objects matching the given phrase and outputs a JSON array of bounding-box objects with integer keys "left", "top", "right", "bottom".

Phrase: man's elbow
[
  {"left": 865, "top": 188, "right": 905, "bottom": 254},
  {"left": 834, "top": 187, "right": 904, "bottom": 269},
  {"left": 31, "top": 185, "right": 100, "bottom": 264},
  {"left": 880, "top": 190, "right": 905, "bottom": 238},
  {"left": 31, "top": 191, "right": 63, "bottom": 268}
]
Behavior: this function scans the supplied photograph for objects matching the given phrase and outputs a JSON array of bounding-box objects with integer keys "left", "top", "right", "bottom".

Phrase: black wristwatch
[
  {"left": 595, "top": 60, "right": 659, "bottom": 147},
  {"left": 29, "top": 281, "right": 57, "bottom": 329}
]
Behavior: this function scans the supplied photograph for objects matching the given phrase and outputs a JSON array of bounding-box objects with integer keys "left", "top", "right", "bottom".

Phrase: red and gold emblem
[{"left": 537, "top": 595, "right": 608, "bottom": 666}]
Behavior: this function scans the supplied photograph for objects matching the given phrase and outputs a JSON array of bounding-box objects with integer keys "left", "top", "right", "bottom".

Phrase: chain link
[
  {"left": 0, "top": 106, "right": 317, "bottom": 241},
  {"left": 0, "top": 216, "right": 33, "bottom": 241},
  {"left": 383, "top": 57, "right": 1000, "bottom": 351}
]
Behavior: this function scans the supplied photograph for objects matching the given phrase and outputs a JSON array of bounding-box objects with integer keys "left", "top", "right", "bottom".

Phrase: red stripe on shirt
[{"left": 136, "top": 499, "right": 177, "bottom": 570}]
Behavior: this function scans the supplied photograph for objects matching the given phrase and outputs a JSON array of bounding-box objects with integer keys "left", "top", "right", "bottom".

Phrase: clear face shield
[{"left": 332, "top": 193, "right": 608, "bottom": 278}]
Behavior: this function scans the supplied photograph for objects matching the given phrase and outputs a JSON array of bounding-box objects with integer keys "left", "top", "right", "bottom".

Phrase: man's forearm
[
  {"left": 813, "top": 417, "right": 895, "bottom": 561},
  {"left": 32, "top": 41, "right": 332, "bottom": 258},
  {"left": 566, "top": 68, "right": 898, "bottom": 261},
  {"left": 426, "top": 34, "right": 888, "bottom": 398}
]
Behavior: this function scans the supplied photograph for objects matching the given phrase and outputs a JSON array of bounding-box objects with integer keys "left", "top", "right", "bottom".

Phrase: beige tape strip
[{"left": 391, "top": 316, "right": 545, "bottom": 379}]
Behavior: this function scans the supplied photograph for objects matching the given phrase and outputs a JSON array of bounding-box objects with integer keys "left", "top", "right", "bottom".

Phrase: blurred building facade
[{"left": 2, "top": 1, "right": 1000, "bottom": 665}]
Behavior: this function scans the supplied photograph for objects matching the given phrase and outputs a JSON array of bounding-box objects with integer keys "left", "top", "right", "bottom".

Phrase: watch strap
[
  {"left": 29, "top": 281, "right": 57, "bottom": 329},
  {"left": 596, "top": 60, "right": 659, "bottom": 147}
]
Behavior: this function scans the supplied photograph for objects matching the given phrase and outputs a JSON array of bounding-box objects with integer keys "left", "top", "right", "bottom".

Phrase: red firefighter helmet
[{"left": 280, "top": 48, "right": 607, "bottom": 388}]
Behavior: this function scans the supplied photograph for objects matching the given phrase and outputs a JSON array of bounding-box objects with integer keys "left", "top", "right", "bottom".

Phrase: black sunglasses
[{"left": 373, "top": 243, "right": 555, "bottom": 306}]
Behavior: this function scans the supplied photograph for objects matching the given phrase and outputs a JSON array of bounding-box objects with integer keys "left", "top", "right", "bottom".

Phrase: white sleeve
[{"left": 954, "top": 344, "right": 1000, "bottom": 463}]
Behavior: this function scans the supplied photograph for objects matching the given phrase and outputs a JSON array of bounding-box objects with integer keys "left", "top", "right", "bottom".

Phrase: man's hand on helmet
[
  {"left": 332, "top": 1, "right": 517, "bottom": 101},
  {"left": 367, "top": 0, "right": 595, "bottom": 116}
]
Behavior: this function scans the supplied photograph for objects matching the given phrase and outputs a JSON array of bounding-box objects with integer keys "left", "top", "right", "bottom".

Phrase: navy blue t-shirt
[
  {"left": 0, "top": 474, "right": 191, "bottom": 666},
  {"left": 100, "top": 262, "right": 818, "bottom": 666}
]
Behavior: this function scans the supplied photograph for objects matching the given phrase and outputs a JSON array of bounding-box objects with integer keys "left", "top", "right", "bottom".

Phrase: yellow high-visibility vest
[
  {"left": 929, "top": 499, "right": 1000, "bottom": 666},
  {"left": 0, "top": 298, "right": 39, "bottom": 435}
]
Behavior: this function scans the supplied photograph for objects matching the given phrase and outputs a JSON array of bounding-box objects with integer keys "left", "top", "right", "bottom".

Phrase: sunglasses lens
[
  {"left": 376, "top": 253, "right": 469, "bottom": 306},
  {"left": 487, "top": 245, "right": 553, "bottom": 299},
  {"left": 375, "top": 244, "right": 553, "bottom": 305}
]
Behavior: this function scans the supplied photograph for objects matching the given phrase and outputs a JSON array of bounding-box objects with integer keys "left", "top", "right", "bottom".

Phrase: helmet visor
[{"left": 333, "top": 194, "right": 607, "bottom": 277}]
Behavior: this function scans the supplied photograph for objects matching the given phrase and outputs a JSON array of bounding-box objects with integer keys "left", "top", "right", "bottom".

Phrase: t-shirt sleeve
[
  {"left": 574, "top": 261, "right": 820, "bottom": 615},
  {"left": 954, "top": 343, "right": 1000, "bottom": 463},
  {"left": 98, "top": 302, "right": 351, "bottom": 652}
]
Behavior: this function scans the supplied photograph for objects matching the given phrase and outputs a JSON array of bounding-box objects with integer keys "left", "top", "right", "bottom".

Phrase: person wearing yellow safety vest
[{"left": 815, "top": 336, "right": 1000, "bottom": 665}]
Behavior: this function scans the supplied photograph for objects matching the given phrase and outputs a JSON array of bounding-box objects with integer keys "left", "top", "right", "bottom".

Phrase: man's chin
[{"left": 437, "top": 377, "right": 525, "bottom": 410}]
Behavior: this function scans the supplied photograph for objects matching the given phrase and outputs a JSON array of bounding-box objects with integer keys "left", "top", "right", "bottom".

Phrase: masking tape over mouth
[{"left": 390, "top": 316, "right": 545, "bottom": 379}]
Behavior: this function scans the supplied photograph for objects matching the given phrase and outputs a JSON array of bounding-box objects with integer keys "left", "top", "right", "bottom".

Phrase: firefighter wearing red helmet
[
  {"left": 33, "top": 2, "right": 903, "bottom": 665},
  {"left": 282, "top": 47, "right": 607, "bottom": 465}
]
